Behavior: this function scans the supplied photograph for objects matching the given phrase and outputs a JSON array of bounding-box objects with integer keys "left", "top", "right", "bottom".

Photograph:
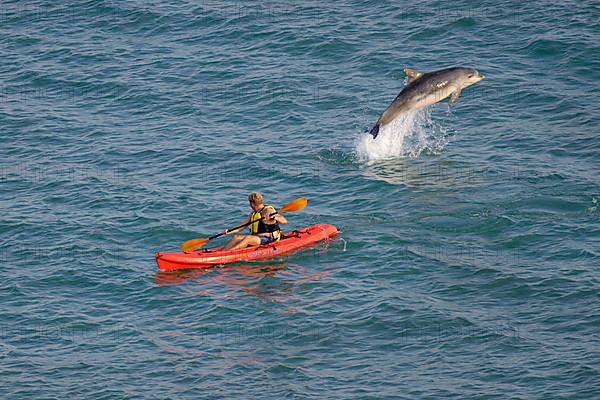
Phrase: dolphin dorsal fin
[{"left": 404, "top": 68, "right": 425, "bottom": 84}]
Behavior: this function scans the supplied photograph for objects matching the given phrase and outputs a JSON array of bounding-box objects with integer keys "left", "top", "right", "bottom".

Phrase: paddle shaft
[{"left": 207, "top": 213, "right": 277, "bottom": 241}]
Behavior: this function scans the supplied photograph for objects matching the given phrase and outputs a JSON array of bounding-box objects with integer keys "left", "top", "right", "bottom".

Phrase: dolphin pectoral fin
[
  {"left": 449, "top": 88, "right": 462, "bottom": 105},
  {"left": 404, "top": 68, "right": 425, "bottom": 84},
  {"left": 369, "top": 123, "right": 380, "bottom": 139}
]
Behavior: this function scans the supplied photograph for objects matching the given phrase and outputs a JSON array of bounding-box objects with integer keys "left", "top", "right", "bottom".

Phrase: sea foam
[{"left": 356, "top": 107, "right": 449, "bottom": 163}]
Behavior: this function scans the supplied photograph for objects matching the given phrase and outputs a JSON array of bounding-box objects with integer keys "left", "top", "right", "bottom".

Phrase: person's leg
[
  {"left": 223, "top": 234, "right": 246, "bottom": 250},
  {"left": 225, "top": 235, "right": 261, "bottom": 251}
]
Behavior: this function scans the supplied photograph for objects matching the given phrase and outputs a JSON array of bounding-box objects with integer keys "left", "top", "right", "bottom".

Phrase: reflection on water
[
  {"left": 154, "top": 262, "right": 334, "bottom": 300},
  {"left": 361, "top": 157, "right": 481, "bottom": 188}
]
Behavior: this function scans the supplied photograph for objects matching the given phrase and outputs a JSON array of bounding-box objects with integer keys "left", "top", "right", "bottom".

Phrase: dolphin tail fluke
[{"left": 369, "top": 123, "right": 380, "bottom": 139}]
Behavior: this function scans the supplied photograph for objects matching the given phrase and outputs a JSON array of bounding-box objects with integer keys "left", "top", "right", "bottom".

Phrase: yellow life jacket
[{"left": 249, "top": 205, "right": 281, "bottom": 241}]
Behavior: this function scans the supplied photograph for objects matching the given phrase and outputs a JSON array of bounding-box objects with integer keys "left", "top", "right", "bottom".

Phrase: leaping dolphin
[{"left": 369, "top": 67, "right": 485, "bottom": 138}]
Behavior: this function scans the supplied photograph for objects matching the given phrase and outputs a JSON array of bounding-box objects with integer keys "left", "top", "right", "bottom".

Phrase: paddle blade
[
  {"left": 180, "top": 237, "right": 209, "bottom": 252},
  {"left": 278, "top": 197, "right": 307, "bottom": 213}
]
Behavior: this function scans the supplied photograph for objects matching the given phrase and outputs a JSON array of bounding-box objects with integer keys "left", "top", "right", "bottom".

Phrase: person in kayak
[{"left": 222, "top": 192, "right": 287, "bottom": 250}]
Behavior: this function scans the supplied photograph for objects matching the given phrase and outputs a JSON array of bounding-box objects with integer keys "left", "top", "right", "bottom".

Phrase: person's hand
[{"left": 223, "top": 229, "right": 229, "bottom": 235}]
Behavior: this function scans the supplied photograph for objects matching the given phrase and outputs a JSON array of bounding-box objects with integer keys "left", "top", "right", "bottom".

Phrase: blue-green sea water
[{"left": 1, "top": 1, "right": 599, "bottom": 398}]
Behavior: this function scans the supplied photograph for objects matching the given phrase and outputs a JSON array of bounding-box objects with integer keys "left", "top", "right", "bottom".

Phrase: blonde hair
[{"left": 248, "top": 192, "right": 263, "bottom": 205}]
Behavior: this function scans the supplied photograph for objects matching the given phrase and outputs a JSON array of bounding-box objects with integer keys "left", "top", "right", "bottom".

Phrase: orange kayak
[{"left": 155, "top": 224, "right": 339, "bottom": 271}]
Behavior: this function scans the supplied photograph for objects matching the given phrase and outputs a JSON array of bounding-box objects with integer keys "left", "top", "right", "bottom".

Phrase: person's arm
[
  {"left": 264, "top": 207, "right": 287, "bottom": 225},
  {"left": 272, "top": 213, "right": 287, "bottom": 224}
]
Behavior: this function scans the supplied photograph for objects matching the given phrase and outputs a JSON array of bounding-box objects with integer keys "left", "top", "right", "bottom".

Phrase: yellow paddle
[{"left": 180, "top": 197, "right": 308, "bottom": 252}]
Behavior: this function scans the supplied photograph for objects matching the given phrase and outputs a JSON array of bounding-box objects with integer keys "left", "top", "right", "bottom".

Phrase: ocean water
[{"left": 1, "top": 1, "right": 599, "bottom": 398}]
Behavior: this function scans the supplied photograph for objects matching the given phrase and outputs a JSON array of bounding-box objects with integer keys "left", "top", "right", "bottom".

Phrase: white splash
[{"left": 355, "top": 107, "right": 450, "bottom": 163}]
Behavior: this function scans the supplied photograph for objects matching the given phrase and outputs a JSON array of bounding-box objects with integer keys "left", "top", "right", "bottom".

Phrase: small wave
[
  {"left": 449, "top": 17, "right": 477, "bottom": 28},
  {"left": 317, "top": 148, "right": 358, "bottom": 167},
  {"left": 355, "top": 108, "right": 449, "bottom": 163},
  {"left": 589, "top": 197, "right": 599, "bottom": 214},
  {"left": 525, "top": 38, "right": 566, "bottom": 57}
]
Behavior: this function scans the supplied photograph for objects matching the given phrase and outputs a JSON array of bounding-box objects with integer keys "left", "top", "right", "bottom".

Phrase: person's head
[{"left": 248, "top": 192, "right": 263, "bottom": 212}]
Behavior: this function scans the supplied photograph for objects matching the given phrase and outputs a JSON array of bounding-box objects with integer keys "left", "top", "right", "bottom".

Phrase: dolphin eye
[{"left": 468, "top": 74, "right": 474, "bottom": 78}]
